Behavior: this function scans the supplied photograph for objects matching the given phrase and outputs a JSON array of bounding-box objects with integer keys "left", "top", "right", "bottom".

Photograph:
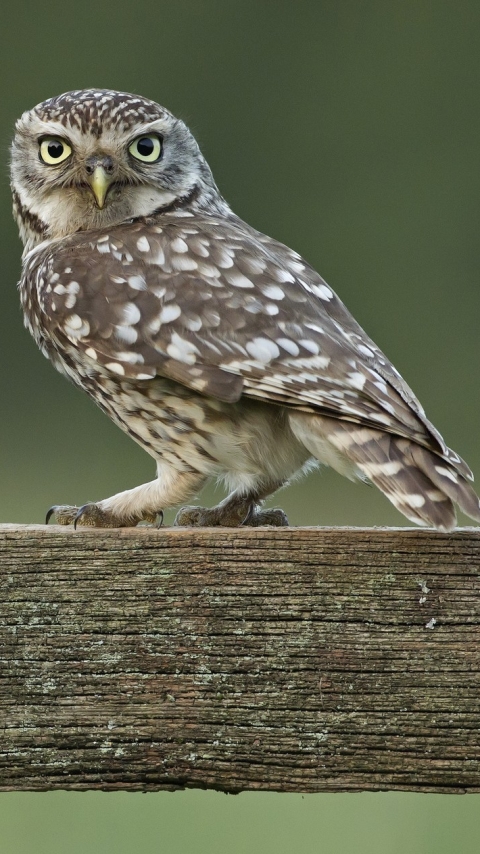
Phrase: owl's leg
[
  {"left": 47, "top": 468, "right": 206, "bottom": 528},
  {"left": 174, "top": 480, "right": 289, "bottom": 527}
]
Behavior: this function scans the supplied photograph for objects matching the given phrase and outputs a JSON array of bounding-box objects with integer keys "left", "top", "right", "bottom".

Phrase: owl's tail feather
[{"left": 290, "top": 414, "right": 480, "bottom": 531}]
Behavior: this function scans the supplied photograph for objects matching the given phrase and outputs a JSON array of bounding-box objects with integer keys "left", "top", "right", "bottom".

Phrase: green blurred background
[{"left": 1, "top": 1, "right": 479, "bottom": 851}]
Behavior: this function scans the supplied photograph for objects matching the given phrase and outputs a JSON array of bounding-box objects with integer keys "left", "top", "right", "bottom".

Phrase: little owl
[{"left": 10, "top": 89, "right": 480, "bottom": 530}]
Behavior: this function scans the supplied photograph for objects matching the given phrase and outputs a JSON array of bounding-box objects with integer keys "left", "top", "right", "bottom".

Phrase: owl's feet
[
  {"left": 174, "top": 504, "right": 289, "bottom": 527},
  {"left": 46, "top": 503, "right": 163, "bottom": 528}
]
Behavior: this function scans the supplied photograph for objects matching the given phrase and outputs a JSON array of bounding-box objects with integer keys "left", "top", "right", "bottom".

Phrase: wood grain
[{"left": 0, "top": 524, "right": 479, "bottom": 793}]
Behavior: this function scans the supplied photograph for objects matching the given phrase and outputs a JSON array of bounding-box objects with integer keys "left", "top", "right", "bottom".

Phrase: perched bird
[{"left": 10, "top": 89, "right": 480, "bottom": 531}]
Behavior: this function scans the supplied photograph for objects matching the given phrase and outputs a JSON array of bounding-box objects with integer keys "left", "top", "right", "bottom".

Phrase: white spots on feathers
[
  {"left": 312, "top": 284, "right": 333, "bottom": 300},
  {"left": 158, "top": 304, "right": 182, "bottom": 324},
  {"left": 116, "top": 350, "right": 144, "bottom": 365},
  {"left": 184, "top": 314, "right": 203, "bottom": 332},
  {"left": 215, "top": 246, "right": 235, "bottom": 268},
  {"left": 151, "top": 247, "right": 166, "bottom": 265},
  {"left": 96, "top": 241, "right": 111, "bottom": 254},
  {"left": 136, "top": 236, "right": 150, "bottom": 252},
  {"left": 261, "top": 284, "right": 285, "bottom": 300},
  {"left": 189, "top": 238, "right": 210, "bottom": 258},
  {"left": 347, "top": 372, "right": 366, "bottom": 390},
  {"left": 277, "top": 338, "right": 300, "bottom": 357},
  {"left": 240, "top": 256, "right": 266, "bottom": 275},
  {"left": 404, "top": 494, "right": 426, "bottom": 508},
  {"left": 357, "top": 344, "right": 375, "bottom": 359},
  {"left": 64, "top": 314, "right": 90, "bottom": 338},
  {"left": 265, "top": 303, "right": 279, "bottom": 316},
  {"left": 305, "top": 322, "right": 325, "bottom": 335},
  {"left": 373, "top": 378, "right": 388, "bottom": 394},
  {"left": 435, "top": 466, "right": 458, "bottom": 483},
  {"left": 361, "top": 461, "right": 402, "bottom": 477},
  {"left": 224, "top": 271, "right": 254, "bottom": 289},
  {"left": 171, "top": 254, "right": 198, "bottom": 272},
  {"left": 105, "top": 361, "right": 125, "bottom": 375},
  {"left": 121, "top": 302, "right": 141, "bottom": 326},
  {"left": 115, "top": 325, "right": 138, "bottom": 344},
  {"left": 273, "top": 268, "right": 295, "bottom": 284},
  {"left": 171, "top": 237, "right": 189, "bottom": 253},
  {"left": 298, "top": 339, "right": 320, "bottom": 355},
  {"left": 166, "top": 332, "right": 200, "bottom": 365},
  {"left": 197, "top": 261, "right": 221, "bottom": 278},
  {"left": 128, "top": 275, "right": 147, "bottom": 291},
  {"left": 246, "top": 337, "right": 280, "bottom": 363}
]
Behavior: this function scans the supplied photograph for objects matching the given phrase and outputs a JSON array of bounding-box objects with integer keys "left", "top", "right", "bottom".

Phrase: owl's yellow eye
[
  {"left": 39, "top": 137, "right": 72, "bottom": 165},
  {"left": 129, "top": 135, "right": 162, "bottom": 163}
]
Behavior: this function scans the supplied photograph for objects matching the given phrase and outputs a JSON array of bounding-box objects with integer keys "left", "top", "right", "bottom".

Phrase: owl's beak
[{"left": 88, "top": 166, "right": 113, "bottom": 209}]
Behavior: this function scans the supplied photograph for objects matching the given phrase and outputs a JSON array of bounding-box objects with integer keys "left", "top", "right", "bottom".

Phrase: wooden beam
[{"left": 0, "top": 524, "right": 479, "bottom": 793}]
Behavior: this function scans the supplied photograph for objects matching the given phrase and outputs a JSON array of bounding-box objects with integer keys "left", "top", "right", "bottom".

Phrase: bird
[{"left": 10, "top": 88, "right": 480, "bottom": 531}]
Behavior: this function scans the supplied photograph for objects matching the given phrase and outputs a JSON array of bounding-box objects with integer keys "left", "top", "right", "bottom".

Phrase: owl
[{"left": 10, "top": 89, "right": 480, "bottom": 531}]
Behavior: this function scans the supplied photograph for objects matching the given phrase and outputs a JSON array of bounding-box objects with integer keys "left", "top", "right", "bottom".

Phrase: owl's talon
[
  {"left": 73, "top": 504, "right": 90, "bottom": 530},
  {"left": 45, "top": 504, "right": 81, "bottom": 525},
  {"left": 155, "top": 511, "right": 164, "bottom": 528},
  {"left": 45, "top": 501, "right": 163, "bottom": 528},
  {"left": 45, "top": 506, "right": 56, "bottom": 525},
  {"left": 243, "top": 508, "right": 289, "bottom": 527},
  {"left": 174, "top": 502, "right": 289, "bottom": 528}
]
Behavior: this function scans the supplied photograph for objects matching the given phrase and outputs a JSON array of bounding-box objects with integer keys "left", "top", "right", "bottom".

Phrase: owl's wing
[{"left": 26, "top": 213, "right": 470, "bottom": 478}]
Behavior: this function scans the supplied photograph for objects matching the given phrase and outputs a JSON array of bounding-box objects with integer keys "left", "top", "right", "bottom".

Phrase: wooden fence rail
[{"left": 0, "top": 524, "right": 479, "bottom": 793}]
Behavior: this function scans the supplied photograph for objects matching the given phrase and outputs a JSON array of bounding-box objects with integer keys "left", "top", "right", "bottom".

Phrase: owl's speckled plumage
[{"left": 11, "top": 89, "right": 480, "bottom": 530}]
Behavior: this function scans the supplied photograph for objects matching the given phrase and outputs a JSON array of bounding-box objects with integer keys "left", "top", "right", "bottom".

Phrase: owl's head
[{"left": 11, "top": 89, "right": 224, "bottom": 251}]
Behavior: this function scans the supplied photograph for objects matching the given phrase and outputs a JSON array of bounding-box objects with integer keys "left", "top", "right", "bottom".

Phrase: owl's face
[{"left": 11, "top": 89, "right": 221, "bottom": 251}]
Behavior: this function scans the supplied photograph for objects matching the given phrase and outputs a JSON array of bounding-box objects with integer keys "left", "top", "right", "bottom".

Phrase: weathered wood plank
[{"left": 0, "top": 524, "right": 479, "bottom": 793}]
